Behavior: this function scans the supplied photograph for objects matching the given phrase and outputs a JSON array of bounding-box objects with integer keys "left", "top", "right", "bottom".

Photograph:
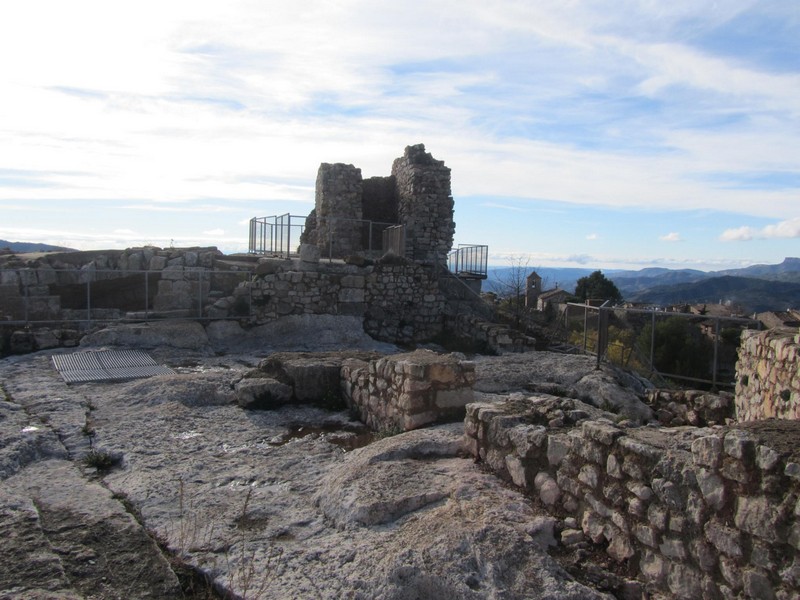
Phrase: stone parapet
[
  {"left": 343, "top": 349, "right": 475, "bottom": 432},
  {"left": 464, "top": 395, "right": 800, "bottom": 599},
  {"left": 736, "top": 328, "right": 800, "bottom": 421}
]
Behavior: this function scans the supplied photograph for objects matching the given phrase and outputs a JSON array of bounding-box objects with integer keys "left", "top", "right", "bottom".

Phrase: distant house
[
  {"left": 537, "top": 288, "right": 571, "bottom": 312},
  {"left": 525, "top": 271, "right": 543, "bottom": 308}
]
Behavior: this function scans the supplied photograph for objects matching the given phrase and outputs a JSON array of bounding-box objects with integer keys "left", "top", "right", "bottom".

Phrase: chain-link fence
[{"left": 561, "top": 303, "right": 761, "bottom": 389}]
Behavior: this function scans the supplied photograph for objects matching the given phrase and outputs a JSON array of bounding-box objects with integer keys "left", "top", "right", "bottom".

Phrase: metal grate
[{"left": 52, "top": 350, "right": 175, "bottom": 384}]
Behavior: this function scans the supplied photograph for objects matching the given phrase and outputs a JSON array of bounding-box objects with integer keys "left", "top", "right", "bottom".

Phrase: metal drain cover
[{"left": 52, "top": 350, "right": 175, "bottom": 384}]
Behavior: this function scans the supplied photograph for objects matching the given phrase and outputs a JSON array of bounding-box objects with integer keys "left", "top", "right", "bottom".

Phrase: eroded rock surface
[
  {"left": 473, "top": 352, "right": 654, "bottom": 423},
  {"left": 1, "top": 345, "right": 612, "bottom": 599}
]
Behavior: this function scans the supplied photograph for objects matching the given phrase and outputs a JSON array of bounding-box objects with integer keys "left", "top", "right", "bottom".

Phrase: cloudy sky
[{"left": 1, "top": 0, "right": 798, "bottom": 270}]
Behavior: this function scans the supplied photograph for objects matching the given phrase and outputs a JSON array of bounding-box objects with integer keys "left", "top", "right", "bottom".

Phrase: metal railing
[
  {"left": 382, "top": 225, "right": 406, "bottom": 257},
  {"left": 447, "top": 244, "right": 488, "bottom": 279},
  {"left": 249, "top": 213, "right": 306, "bottom": 256},
  {"left": 0, "top": 268, "right": 253, "bottom": 327},
  {"left": 562, "top": 302, "right": 760, "bottom": 389},
  {"left": 249, "top": 213, "right": 398, "bottom": 259}
]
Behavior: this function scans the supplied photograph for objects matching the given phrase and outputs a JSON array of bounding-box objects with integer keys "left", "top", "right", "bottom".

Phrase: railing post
[
  {"left": 649, "top": 310, "right": 656, "bottom": 371},
  {"left": 197, "top": 270, "right": 203, "bottom": 318},
  {"left": 86, "top": 273, "right": 92, "bottom": 328},
  {"left": 712, "top": 317, "right": 720, "bottom": 390},
  {"left": 144, "top": 271, "right": 149, "bottom": 322},
  {"left": 583, "top": 304, "right": 588, "bottom": 351}
]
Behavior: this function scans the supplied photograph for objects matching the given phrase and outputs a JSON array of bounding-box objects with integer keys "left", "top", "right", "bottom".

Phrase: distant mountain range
[
  {"left": 0, "top": 240, "right": 76, "bottom": 253},
  {"left": 486, "top": 258, "right": 800, "bottom": 313}
]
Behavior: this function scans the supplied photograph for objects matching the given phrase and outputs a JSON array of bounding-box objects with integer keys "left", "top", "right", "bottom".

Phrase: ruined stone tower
[
  {"left": 392, "top": 144, "right": 455, "bottom": 264},
  {"left": 306, "top": 144, "right": 454, "bottom": 264}
]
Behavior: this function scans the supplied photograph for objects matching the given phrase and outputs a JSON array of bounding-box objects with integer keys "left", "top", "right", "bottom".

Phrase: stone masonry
[
  {"left": 304, "top": 144, "right": 455, "bottom": 264},
  {"left": 464, "top": 395, "right": 800, "bottom": 599},
  {"left": 342, "top": 349, "right": 475, "bottom": 432},
  {"left": 736, "top": 328, "right": 800, "bottom": 421},
  {"left": 392, "top": 144, "right": 455, "bottom": 264},
  {"left": 313, "top": 163, "right": 364, "bottom": 257},
  {"left": 248, "top": 254, "right": 446, "bottom": 344}
]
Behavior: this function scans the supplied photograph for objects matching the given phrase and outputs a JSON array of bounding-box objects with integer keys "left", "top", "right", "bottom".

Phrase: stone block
[
  {"left": 582, "top": 420, "right": 623, "bottom": 445},
  {"left": 735, "top": 496, "right": 783, "bottom": 542},
  {"left": 696, "top": 468, "right": 726, "bottom": 510},
  {"left": 534, "top": 472, "right": 561, "bottom": 506},
  {"left": 547, "top": 434, "right": 571, "bottom": 466},
  {"left": 705, "top": 520, "right": 742, "bottom": 558},
  {"left": 633, "top": 523, "right": 658, "bottom": 547},
  {"left": 235, "top": 378, "right": 293, "bottom": 410},
  {"left": 667, "top": 563, "right": 702, "bottom": 600},
  {"left": 692, "top": 435, "right": 723, "bottom": 468},
  {"left": 743, "top": 569, "right": 775, "bottom": 600},
  {"left": 640, "top": 550, "right": 667, "bottom": 586}
]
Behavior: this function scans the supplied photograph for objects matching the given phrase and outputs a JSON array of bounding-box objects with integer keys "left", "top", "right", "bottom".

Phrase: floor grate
[{"left": 52, "top": 350, "right": 175, "bottom": 384}]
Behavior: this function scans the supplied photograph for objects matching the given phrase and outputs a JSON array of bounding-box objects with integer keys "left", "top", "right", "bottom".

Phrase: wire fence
[
  {"left": 561, "top": 302, "right": 761, "bottom": 389},
  {"left": 0, "top": 268, "right": 254, "bottom": 327}
]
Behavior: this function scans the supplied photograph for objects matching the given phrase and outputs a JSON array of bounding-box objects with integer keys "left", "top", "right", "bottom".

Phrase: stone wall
[
  {"left": 645, "top": 389, "right": 734, "bottom": 427},
  {"left": 445, "top": 313, "right": 536, "bottom": 354},
  {"left": 736, "top": 328, "right": 800, "bottom": 421},
  {"left": 303, "top": 144, "right": 455, "bottom": 263},
  {"left": 392, "top": 144, "right": 454, "bottom": 264},
  {"left": 464, "top": 395, "right": 800, "bottom": 599},
  {"left": 248, "top": 255, "right": 446, "bottom": 344},
  {"left": 342, "top": 349, "right": 475, "bottom": 431},
  {"left": 313, "top": 163, "right": 364, "bottom": 258}
]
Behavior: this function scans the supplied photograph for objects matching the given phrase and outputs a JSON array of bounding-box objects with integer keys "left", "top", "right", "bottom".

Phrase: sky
[{"left": 0, "top": 0, "right": 798, "bottom": 271}]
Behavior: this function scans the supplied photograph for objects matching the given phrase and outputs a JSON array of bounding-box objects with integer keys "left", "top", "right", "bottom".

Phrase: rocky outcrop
[
  {"left": 0, "top": 347, "right": 614, "bottom": 600},
  {"left": 473, "top": 351, "right": 654, "bottom": 423}
]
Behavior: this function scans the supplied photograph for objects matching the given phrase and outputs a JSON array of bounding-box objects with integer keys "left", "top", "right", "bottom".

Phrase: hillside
[
  {"left": 0, "top": 239, "right": 76, "bottom": 253},
  {"left": 628, "top": 275, "right": 800, "bottom": 313}
]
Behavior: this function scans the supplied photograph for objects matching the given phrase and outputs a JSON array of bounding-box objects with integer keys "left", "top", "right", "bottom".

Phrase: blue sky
[{"left": 0, "top": 0, "right": 798, "bottom": 270}]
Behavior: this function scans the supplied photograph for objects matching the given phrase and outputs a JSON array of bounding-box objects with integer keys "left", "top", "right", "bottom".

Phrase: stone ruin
[{"left": 301, "top": 143, "right": 455, "bottom": 263}]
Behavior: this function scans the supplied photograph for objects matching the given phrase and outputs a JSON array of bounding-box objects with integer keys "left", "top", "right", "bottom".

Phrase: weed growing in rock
[{"left": 82, "top": 449, "right": 120, "bottom": 472}]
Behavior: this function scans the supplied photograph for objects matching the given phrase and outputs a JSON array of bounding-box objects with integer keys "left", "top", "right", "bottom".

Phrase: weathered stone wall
[
  {"left": 342, "top": 349, "right": 475, "bottom": 431},
  {"left": 736, "top": 328, "right": 800, "bottom": 421},
  {"left": 445, "top": 313, "right": 536, "bottom": 354},
  {"left": 392, "top": 144, "right": 454, "bottom": 264},
  {"left": 645, "top": 389, "right": 735, "bottom": 427},
  {"left": 313, "top": 163, "right": 364, "bottom": 258},
  {"left": 247, "top": 255, "right": 446, "bottom": 344},
  {"left": 464, "top": 395, "right": 800, "bottom": 599},
  {"left": 0, "top": 247, "right": 253, "bottom": 355}
]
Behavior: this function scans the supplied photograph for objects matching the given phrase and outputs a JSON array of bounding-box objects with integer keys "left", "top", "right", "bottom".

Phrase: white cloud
[
  {"left": 0, "top": 0, "right": 798, "bottom": 261},
  {"left": 659, "top": 232, "right": 682, "bottom": 242},
  {"left": 721, "top": 217, "right": 800, "bottom": 241},
  {"left": 762, "top": 217, "right": 800, "bottom": 239},
  {"left": 586, "top": 233, "right": 599, "bottom": 240},
  {"left": 203, "top": 228, "right": 225, "bottom": 236}
]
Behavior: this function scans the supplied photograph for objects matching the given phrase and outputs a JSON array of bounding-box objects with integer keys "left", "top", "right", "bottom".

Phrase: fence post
[
  {"left": 649, "top": 310, "right": 656, "bottom": 370},
  {"left": 144, "top": 271, "right": 149, "bottom": 322},
  {"left": 583, "top": 304, "right": 588, "bottom": 351},
  {"left": 86, "top": 274, "right": 92, "bottom": 328},
  {"left": 197, "top": 270, "right": 203, "bottom": 318},
  {"left": 712, "top": 317, "right": 720, "bottom": 390}
]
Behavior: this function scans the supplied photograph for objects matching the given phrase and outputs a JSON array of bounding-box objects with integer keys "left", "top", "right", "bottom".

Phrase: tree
[
  {"left": 495, "top": 256, "right": 530, "bottom": 327},
  {"left": 637, "top": 317, "right": 713, "bottom": 381},
  {"left": 574, "top": 270, "right": 622, "bottom": 303}
]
